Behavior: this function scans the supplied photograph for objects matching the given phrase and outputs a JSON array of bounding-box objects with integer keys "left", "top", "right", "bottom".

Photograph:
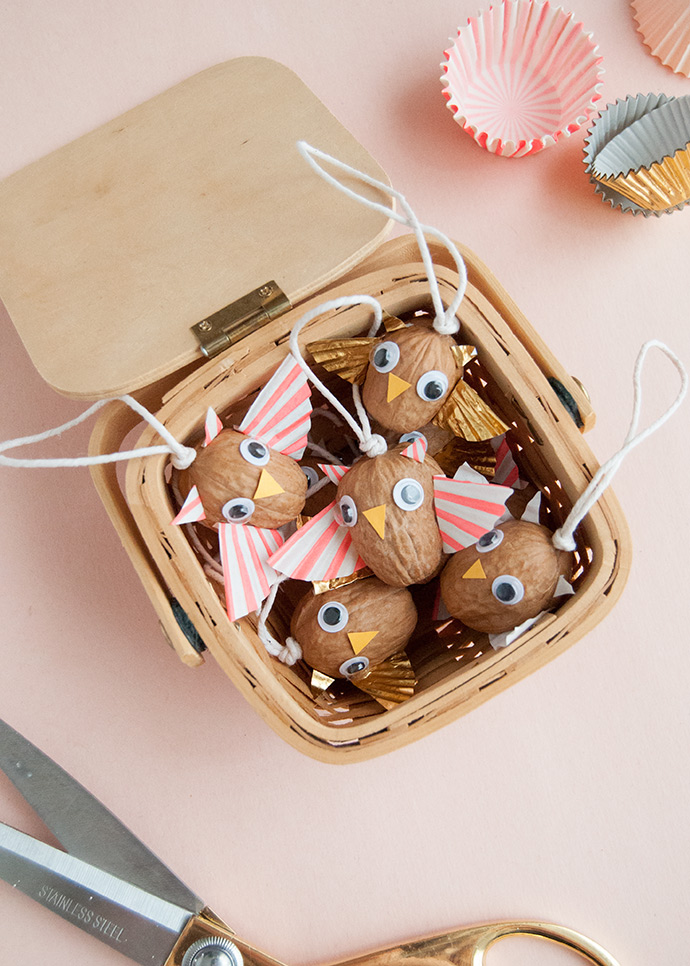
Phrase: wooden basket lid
[{"left": 0, "top": 58, "right": 391, "bottom": 399}]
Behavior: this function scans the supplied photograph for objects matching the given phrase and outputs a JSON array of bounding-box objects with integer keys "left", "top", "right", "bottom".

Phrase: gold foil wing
[
  {"left": 310, "top": 668, "right": 336, "bottom": 695},
  {"left": 433, "top": 437, "right": 497, "bottom": 479},
  {"left": 312, "top": 567, "right": 374, "bottom": 595},
  {"left": 433, "top": 379, "right": 509, "bottom": 442},
  {"left": 307, "top": 337, "right": 378, "bottom": 385},
  {"left": 382, "top": 312, "right": 408, "bottom": 333},
  {"left": 349, "top": 651, "right": 417, "bottom": 709},
  {"left": 451, "top": 344, "right": 477, "bottom": 369}
]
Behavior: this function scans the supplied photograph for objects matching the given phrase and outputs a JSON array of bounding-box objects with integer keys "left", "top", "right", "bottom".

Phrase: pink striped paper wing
[
  {"left": 268, "top": 502, "right": 365, "bottom": 581},
  {"left": 491, "top": 434, "right": 524, "bottom": 488},
  {"left": 318, "top": 463, "right": 350, "bottom": 484},
  {"left": 453, "top": 462, "right": 489, "bottom": 484},
  {"left": 204, "top": 407, "right": 223, "bottom": 446},
  {"left": 239, "top": 356, "right": 312, "bottom": 458},
  {"left": 400, "top": 436, "right": 427, "bottom": 462},
  {"left": 172, "top": 485, "right": 206, "bottom": 525},
  {"left": 218, "top": 524, "right": 284, "bottom": 622},
  {"left": 433, "top": 475, "right": 512, "bottom": 553}
]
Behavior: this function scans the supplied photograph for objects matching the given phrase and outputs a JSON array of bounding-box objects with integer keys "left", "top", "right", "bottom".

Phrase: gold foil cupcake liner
[
  {"left": 310, "top": 668, "right": 336, "bottom": 695},
  {"left": 451, "top": 344, "right": 477, "bottom": 369},
  {"left": 584, "top": 93, "right": 690, "bottom": 216},
  {"left": 593, "top": 143, "right": 690, "bottom": 210}
]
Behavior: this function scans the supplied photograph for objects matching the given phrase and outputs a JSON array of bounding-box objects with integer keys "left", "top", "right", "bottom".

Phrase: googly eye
[
  {"left": 416, "top": 370, "right": 449, "bottom": 402},
  {"left": 317, "top": 601, "right": 349, "bottom": 633},
  {"left": 239, "top": 438, "right": 270, "bottom": 466},
  {"left": 393, "top": 478, "right": 425, "bottom": 511},
  {"left": 399, "top": 431, "right": 427, "bottom": 446},
  {"left": 339, "top": 655, "right": 370, "bottom": 678},
  {"left": 336, "top": 495, "right": 358, "bottom": 527},
  {"left": 491, "top": 575, "right": 525, "bottom": 605},
  {"left": 476, "top": 528, "right": 504, "bottom": 553},
  {"left": 301, "top": 465, "right": 319, "bottom": 490},
  {"left": 221, "top": 497, "right": 255, "bottom": 524},
  {"left": 371, "top": 341, "right": 400, "bottom": 373}
]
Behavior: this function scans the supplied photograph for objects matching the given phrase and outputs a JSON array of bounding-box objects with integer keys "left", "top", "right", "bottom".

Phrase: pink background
[{"left": 1, "top": 2, "right": 689, "bottom": 964}]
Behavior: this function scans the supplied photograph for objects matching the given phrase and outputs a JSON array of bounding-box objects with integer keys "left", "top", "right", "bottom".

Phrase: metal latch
[{"left": 192, "top": 281, "right": 291, "bottom": 358}]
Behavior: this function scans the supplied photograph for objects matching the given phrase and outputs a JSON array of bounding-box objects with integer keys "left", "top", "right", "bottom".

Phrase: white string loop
[
  {"left": 553, "top": 340, "right": 688, "bottom": 551},
  {"left": 0, "top": 394, "right": 196, "bottom": 470},
  {"left": 297, "top": 141, "right": 467, "bottom": 335},
  {"left": 289, "top": 294, "right": 389, "bottom": 459},
  {"left": 256, "top": 577, "right": 303, "bottom": 665}
]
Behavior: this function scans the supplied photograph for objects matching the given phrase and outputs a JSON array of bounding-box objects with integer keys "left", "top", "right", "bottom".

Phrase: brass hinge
[{"left": 191, "top": 281, "right": 291, "bottom": 358}]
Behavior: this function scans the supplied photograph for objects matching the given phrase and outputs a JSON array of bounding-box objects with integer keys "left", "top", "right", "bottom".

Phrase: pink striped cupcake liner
[{"left": 441, "top": 0, "right": 604, "bottom": 158}]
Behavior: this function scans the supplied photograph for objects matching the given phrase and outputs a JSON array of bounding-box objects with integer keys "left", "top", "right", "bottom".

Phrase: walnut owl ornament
[
  {"left": 171, "top": 355, "right": 313, "bottom": 621},
  {"left": 290, "top": 577, "right": 419, "bottom": 706},
  {"left": 268, "top": 433, "right": 515, "bottom": 588},
  {"left": 308, "top": 314, "right": 508, "bottom": 439},
  {"left": 439, "top": 340, "right": 689, "bottom": 646},
  {"left": 326, "top": 438, "right": 446, "bottom": 586},
  {"left": 439, "top": 516, "right": 574, "bottom": 644}
]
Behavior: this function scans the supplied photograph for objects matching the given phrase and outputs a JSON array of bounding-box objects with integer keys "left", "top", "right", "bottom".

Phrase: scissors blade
[
  {"left": 0, "top": 718, "right": 203, "bottom": 915},
  {"left": 0, "top": 821, "right": 193, "bottom": 966}
]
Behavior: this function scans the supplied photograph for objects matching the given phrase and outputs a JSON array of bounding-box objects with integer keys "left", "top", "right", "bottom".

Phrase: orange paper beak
[
  {"left": 462, "top": 559, "right": 486, "bottom": 579},
  {"left": 347, "top": 630, "right": 378, "bottom": 654},
  {"left": 253, "top": 468, "right": 284, "bottom": 500},
  {"left": 387, "top": 372, "right": 411, "bottom": 402},
  {"left": 363, "top": 504, "right": 386, "bottom": 539}
]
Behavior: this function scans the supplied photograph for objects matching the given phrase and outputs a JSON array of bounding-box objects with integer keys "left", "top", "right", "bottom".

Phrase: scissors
[{"left": 0, "top": 718, "right": 620, "bottom": 966}]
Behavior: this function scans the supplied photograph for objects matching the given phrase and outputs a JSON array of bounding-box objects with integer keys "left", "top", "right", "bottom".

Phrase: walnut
[
  {"left": 362, "top": 320, "right": 459, "bottom": 433},
  {"left": 178, "top": 429, "right": 307, "bottom": 530},
  {"left": 439, "top": 520, "right": 573, "bottom": 633},
  {"left": 335, "top": 444, "right": 444, "bottom": 586},
  {"left": 291, "top": 577, "right": 417, "bottom": 678}
]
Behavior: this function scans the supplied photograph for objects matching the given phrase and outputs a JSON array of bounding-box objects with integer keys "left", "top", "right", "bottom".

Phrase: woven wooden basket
[
  {"left": 88, "top": 236, "right": 630, "bottom": 763},
  {"left": 0, "top": 58, "right": 629, "bottom": 761}
]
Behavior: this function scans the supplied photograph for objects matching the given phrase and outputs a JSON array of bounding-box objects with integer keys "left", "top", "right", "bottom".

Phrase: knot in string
[
  {"left": 169, "top": 446, "right": 197, "bottom": 471},
  {"left": 258, "top": 630, "right": 302, "bottom": 666},
  {"left": 551, "top": 527, "right": 579, "bottom": 553},
  {"left": 359, "top": 433, "right": 387, "bottom": 458},
  {"left": 432, "top": 314, "right": 461, "bottom": 336},
  {"left": 553, "top": 340, "right": 687, "bottom": 552},
  {"left": 278, "top": 636, "right": 303, "bottom": 666}
]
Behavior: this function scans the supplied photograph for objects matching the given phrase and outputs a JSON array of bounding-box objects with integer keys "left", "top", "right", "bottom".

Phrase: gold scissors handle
[
  {"left": 328, "top": 920, "right": 620, "bottom": 966},
  {"left": 170, "top": 913, "right": 620, "bottom": 966}
]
